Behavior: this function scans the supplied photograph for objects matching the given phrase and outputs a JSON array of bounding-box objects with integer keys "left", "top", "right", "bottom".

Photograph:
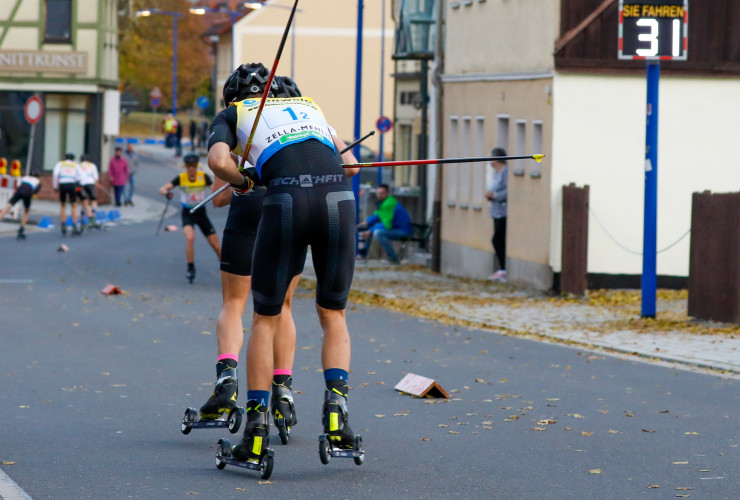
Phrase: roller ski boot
[
  {"left": 271, "top": 384, "right": 297, "bottom": 445},
  {"left": 216, "top": 405, "right": 274, "bottom": 479},
  {"left": 186, "top": 264, "right": 195, "bottom": 284},
  {"left": 318, "top": 389, "right": 364, "bottom": 465},
  {"left": 181, "top": 369, "right": 243, "bottom": 435},
  {"left": 16, "top": 227, "right": 25, "bottom": 241}
]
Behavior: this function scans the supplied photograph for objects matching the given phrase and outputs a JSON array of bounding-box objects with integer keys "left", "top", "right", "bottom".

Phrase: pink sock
[
  {"left": 218, "top": 353, "right": 238, "bottom": 362},
  {"left": 273, "top": 369, "right": 292, "bottom": 376}
]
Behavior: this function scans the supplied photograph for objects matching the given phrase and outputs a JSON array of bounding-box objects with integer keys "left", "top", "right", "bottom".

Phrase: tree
[{"left": 119, "top": 0, "right": 213, "bottom": 112}]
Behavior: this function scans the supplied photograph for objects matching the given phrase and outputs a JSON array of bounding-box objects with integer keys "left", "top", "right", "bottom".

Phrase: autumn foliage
[{"left": 119, "top": 0, "right": 214, "bottom": 112}]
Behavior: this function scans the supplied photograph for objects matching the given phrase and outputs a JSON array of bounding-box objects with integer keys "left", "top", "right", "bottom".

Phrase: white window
[
  {"left": 513, "top": 119, "right": 526, "bottom": 176},
  {"left": 496, "top": 115, "right": 509, "bottom": 153},
  {"left": 472, "top": 116, "right": 486, "bottom": 209},
  {"left": 531, "top": 121, "right": 543, "bottom": 178},
  {"left": 459, "top": 116, "right": 472, "bottom": 208},
  {"left": 447, "top": 117, "right": 459, "bottom": 206}
]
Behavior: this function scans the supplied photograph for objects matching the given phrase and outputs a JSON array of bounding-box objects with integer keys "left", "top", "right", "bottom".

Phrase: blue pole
[
  {"left": 353, "top": 0, "right": 363, "bottom": 228},
  {"left": 377, "top": 0, "right": 386, "bottom": 185},
  {"left": 641, "top": 61, "right": 659, "bottom": 318},
  {"left": 172, "top": 15, "right": 178, "bottom": 116}
]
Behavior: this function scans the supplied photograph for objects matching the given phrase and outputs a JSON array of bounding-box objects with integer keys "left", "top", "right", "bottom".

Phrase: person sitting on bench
[{"left": 356, "top": 183, "right": 412, "bottom": 263}]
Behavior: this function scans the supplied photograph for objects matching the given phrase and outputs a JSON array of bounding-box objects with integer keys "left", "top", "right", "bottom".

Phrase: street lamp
[
  {"left": 243, "top": 1, "right": 302, "bottom": 79},
  {"left": 189, "top": 6, "right": 243, "bottom": 73},
  {"left": 136, "top": 9, "right": 183, "bottom": 116}
]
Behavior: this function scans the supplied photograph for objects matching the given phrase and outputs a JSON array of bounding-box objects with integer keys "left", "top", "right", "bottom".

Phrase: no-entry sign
[{"left": 24, "top": 95, "right": 43, "bottom": 125}]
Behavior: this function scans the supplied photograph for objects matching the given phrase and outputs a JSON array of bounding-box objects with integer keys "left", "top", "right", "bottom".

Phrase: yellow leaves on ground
[
  {"left": 589, "top": 469, "right": 602, "bottom": 474},
  {"left": 2, "top": 461, "right": 16, "bottom": 465}
]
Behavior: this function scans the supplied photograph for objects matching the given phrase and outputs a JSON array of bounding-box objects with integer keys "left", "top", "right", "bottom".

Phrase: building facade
[
  {"left": 0, "top": 0, "right": 119, "bottom": 199},
  {"left": 436, "top": 0, "right": 740, "bottom": 290}
]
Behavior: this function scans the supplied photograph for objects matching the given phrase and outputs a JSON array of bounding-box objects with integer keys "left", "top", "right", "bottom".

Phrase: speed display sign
[{"left": 618, "top": 0, "right": 688, "bottom": 60}]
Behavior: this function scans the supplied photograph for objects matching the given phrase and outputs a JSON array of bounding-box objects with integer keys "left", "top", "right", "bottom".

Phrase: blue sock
[
  {"left": 323, "top": 368, "right": 348, "bottom": 382},
  {"left": 246, "top": 390, "right": 270, "bottom": 410}
]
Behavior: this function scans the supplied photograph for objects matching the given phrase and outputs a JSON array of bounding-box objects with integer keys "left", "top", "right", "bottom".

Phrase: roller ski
[
  {"left": 318, "top": 389, "right": 364, "bottom": 465},
  {"left": 215, "top": 405, "right": 274, "bottom": 479},
  {"left": 181, "top": 370, "right": 243, "bottom": 435},
  {"left": 271, "top": 383, "right": 297, "bottom": 445},
  {"left": 186, "top": 263, "right": 195, "bottom": 284}
]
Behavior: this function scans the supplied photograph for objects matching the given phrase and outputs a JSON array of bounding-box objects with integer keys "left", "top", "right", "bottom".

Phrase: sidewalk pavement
[
  {"left": 3, "top": 143, "right": 737, "bottom": 379},
  {"left": 302, "top": 258, "right": 740, "bottom": 379}
]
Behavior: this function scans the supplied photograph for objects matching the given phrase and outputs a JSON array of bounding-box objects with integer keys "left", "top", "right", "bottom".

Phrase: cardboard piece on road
[
  {"left": 56, "top": 244, "right": 69, "bottom": 252},
  {"left": 164, "top": 225, "right": 178, "bottom": 232},
  {"left": 394, "top": 373, "right": 449, "bottom": 398},
  {"left": 101, "top": 284, "right": 122, "bottom": 295}
]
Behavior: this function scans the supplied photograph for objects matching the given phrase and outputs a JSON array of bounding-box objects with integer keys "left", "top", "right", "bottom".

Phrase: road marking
[{"left": 0, "top": 467, "right": 33, "bottom": 500}]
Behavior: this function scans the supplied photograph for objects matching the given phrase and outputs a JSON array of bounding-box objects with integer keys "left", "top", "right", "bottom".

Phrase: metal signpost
[
  {"left": 23, "top": 95, "right": 43, "bottom": 176},
  {"left": 618, "top": 0, "right": 688, "bottom": 318}
]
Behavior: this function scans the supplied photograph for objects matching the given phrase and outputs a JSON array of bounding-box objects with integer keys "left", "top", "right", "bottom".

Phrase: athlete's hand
[
  {"left": 230, "top": 176, "right": 254, "bottom": 197},
  {"left": 166, "top": 192, "right": 173, "bottom": 199}
]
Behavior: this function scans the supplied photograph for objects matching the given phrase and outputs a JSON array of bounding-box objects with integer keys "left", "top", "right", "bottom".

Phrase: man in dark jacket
[{"left": 357, "top": 183, "right": 412, "bottom": 263}]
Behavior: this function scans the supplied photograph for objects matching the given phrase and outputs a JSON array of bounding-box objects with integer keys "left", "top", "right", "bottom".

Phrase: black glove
[
  {"left": 166, "top": 192, "right": 173, "bottom": 199},
  {"left": 231, "top": 168, "right": 261, "bottom": 196}
]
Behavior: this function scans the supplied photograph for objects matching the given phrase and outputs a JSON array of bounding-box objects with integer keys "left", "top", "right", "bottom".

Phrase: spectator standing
[
  {"left": 357, "top": 183, "right": 412, "bottom": 263},
  {"left": 486, "top": 147, "right": 508, "bottom": 281},
  {"left": 174, "top": 117, "right": 183, "bottom": 157},
  {"left": 189, "top": 119, "right": 197, "bottom": 151},
  {"left": 108, "top": 147, "right": 129, "bottom": 207},
  {"left": 124, "top": 143, "right": 139, "bottom": 206},
  {"left": 52, "top": 152, "right": 82, "bottom": 236}
]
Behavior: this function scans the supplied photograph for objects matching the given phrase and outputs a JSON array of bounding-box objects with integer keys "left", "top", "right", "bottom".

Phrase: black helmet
[
  {"left": 274, "top": 76, "right": 302, "bottom": 98},
  {"left": 223, "top": 63, "right": 279, "bottom": 104},
  {"left": 65, "top": 152, "right": 75, "bottom": 160},
  {"left": 183, "top": 152, "right": 199, "bottom": 165}
]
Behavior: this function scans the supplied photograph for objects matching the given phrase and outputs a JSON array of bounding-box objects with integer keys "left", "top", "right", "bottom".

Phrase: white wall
[{"left": 552, "top": 73, "right": 740, "bottom": 277}]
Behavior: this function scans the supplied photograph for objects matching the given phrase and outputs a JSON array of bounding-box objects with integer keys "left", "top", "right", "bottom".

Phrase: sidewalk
[
  {"left": 303, "top": 258, "right": 740, "bottom": 378},
  {"left": 0, "top": 144, "right": 182, "bottom": 237}
]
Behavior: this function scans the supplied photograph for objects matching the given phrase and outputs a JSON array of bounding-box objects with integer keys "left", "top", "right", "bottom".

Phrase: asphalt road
[{"left": 0, "top": 154, "right": 737, "bottom": 499}]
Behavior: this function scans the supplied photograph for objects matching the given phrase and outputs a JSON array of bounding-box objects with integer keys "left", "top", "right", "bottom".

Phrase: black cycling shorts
[
  {"left": 220, "top": 188, "right": 265, "bottom": 276},
  {"left": 8, "top": 184, "right": 33, "bottom": 209},
  {"left": 59, "top": 183, "right": 77, "bottom": 204},
  {"left": 77, "top": 184, "right": 97, "bottom": 201},
  {"left": 251, "top": 140, "right": 356, "bottom": 316},
  {"left": 181, "top": 207, "right": 217, "bottom": 236}
]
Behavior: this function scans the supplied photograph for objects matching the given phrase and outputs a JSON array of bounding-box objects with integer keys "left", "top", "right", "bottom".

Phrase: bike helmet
[
  {"left": 183, "top": 152, "right": 200, "bottom": 165},
  {"left": 222, "top": 63, "right": 279, "bottom": 104},
  {"left": 274, "top": 76, "right": 302, "bottom": 98}
]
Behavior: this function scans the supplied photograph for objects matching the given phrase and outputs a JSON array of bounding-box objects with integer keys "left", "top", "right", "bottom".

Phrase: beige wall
[
  {"left": 445, "top": 0, "right": 559, "bottom": 74},
  {"left": 231, "top": 0, "right": 395, "bottom": 153}
]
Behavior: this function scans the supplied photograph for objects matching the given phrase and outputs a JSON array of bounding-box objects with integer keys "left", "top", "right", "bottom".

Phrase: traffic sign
[
  {"left": 196, "top": 96, "right": 210, "bottom": 110},
  {"left": 150, "top": 86, "right": 163, "bottom": 99},
  {"left": 618, "top": 0, "right": 688, "bottom": 60},
  {"left": 376, "top": 115, "right": 392, "bottom": 134},
  {"left": 151, "top": 97, "right": 161, "bottom": 109},
  {"left": 24, "top": 95, "right": 43, "bottom": 125}
]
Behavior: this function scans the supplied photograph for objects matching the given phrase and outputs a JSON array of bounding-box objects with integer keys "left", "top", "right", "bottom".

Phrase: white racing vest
[{"left": 233, "top": 97, "right": 336, "bottom": 177}]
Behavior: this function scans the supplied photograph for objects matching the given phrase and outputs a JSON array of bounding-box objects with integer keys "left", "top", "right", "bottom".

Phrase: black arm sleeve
[
  {"left": 207, "top": 107, "right": 238, "bottom": 151},
  {"left": 170, "top": 176, "right": 181, "bottom": 187},
  {"left": 204, "top": 173, "right": 213, "bottom": 186}
]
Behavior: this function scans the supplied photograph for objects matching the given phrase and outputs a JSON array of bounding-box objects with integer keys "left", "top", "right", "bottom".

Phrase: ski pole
[
  {"left": 342, "top": 154, "right": 545, "bottom": 169},
  {"left": 156, "top": 193, "right": 172, "bottom": 236},
  {"left": 190, "top": 130, "right": 376, "bottom": 214}
]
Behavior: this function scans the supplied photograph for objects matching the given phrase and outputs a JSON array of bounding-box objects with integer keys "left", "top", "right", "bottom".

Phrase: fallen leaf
[
  {"left": 421, "top": 437, "right": 432, "bottom": 441},
  {"left": 641, "top": 429, "right": 656, "bottom": 433},
  {"left": 374, "top": 414, "right": 385, "bottom": 418},
  {"left": 201, "top": 331, "right": 211, "bottom": 335},
  {"left": 582, "top": 432, "right": 594, "bottom": 436},
  {"left": 533, "top": 427, "right": 548, "bottom": 431},
  {"left": 500, "top": 378, "right": 509, "bottom": 383},
  {"left": 675, "top": 487, "right": 692, "bottom": 491},
  {"left": 258, "top": 481, "right": 272, "bottom": 485},
  {"left": 537, "top": 419, "right": 556, "bottom": 425},
  {"left": 2, "top": 461, "right": 16, "bottom": 465},
  {"left": 684, "top": 432, "right": 698, "bottom": 435},
  {"left": 449, "top": 430, "right": 459, "bottom": 434},
  {"left": 648, "top": 484, "right": 660, "bottom": 489},
  {"left": 235, "top": 488, "right": 245, "bottom": 491},
  {"left": 589, "top": 469, "right": 601, "bottom": 474},
  {"left": 563, "top": 427, "right": 572, "bottom": 431},
  {"left": 673, "top": 462, "right": 688, "bottom": 465},
  {"left": 608, "top": 430, "right": 619, "bottom": 434}
]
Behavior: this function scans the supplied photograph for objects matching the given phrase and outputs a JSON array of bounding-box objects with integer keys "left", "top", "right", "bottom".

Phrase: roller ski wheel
[
  {"left": 216, "top": 439, "right": 274, "bottom": 479},
  {"left": 271, "top": 386, "right": 297, "bottom": 445},
  {"left": 318, "top": 433, "right": 364, "bottom": 466},
  {"left": 180, "top": 406, "right": 243, "bottom": 435}
]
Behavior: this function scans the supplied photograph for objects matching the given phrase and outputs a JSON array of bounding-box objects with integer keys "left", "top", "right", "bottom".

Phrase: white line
[{"left": 0, "top": 467, "right": 33, "bottom": 500}]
